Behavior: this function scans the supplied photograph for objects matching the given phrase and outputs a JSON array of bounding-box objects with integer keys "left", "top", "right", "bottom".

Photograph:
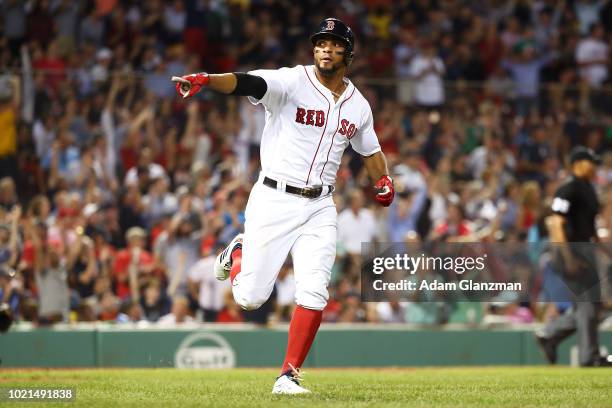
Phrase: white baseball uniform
[{"left": 231, "top": 64, "right": 381, "bottom": 311}]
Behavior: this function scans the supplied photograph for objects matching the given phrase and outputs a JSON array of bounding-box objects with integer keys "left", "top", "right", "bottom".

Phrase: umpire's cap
[
  {"left": 310, "top": 18, "right": 355, "bottom": 66},
  {"left": 570, "top": 146, "right": 601, "bottom": 165}
]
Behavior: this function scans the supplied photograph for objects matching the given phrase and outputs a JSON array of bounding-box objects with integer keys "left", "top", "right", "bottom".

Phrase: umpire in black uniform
[{"left": 536, "top": 146, "right": 611, "bottom": 367}]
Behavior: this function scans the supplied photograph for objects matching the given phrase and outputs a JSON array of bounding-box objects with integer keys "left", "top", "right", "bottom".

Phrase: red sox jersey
[{"left": 247, "top": 65, "right": 381, "bottom": 187}]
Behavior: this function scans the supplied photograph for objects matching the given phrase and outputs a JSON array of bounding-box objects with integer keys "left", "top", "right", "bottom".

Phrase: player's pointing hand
[{"left": 171, "top": 73, "right": 210, "bottom": 99}]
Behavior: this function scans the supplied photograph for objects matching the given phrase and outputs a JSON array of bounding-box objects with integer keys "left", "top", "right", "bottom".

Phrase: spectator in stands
[
  {"left": 155, "top": 213, "right": 201, "bottom": 298},
  {"left": 187, "top": 243, "right": 230, "bottom": 322},
  {"left": 124, "top": 146, "right": 168, "bottom": 188},
  {"left": 67, "top": 232, "right": 98, "bottom": 301},
  {"left": 387, "top": 186, "right": 428, "bottom": 242},
  {"left": 216, "top": 290, "right": 243, "bottom": 323},
  {"left": 574, "top": 0, "right": 607, "bottom": 35},
  {"left": 376, "top": 301, "right": 407, "bottom": 323},
  {"left": 0, "top": 205, "right": 20, "bottom": 268},
  {"left": 409, "top": 41, "right": 445, "bottom": 109},
  {"left": 1, "top": 1, "right": 27, "bottom": 57},
  {"left": 141, "top": 176, "right": 177, "bottom": 227},
  {"left": 274, "top": 262, "right": 296, "bottom": 323},
  {"left": 338, "top": 189, "right": 377, "bottom": 256},
  {"left": 0, "top": 76, "right": 19, "bottom": 182},
  {"left": 431, "top": 200, "right": 472, "bottom": 240},
  {"left": 518, "top": 125, "right": 553, "bottom": 184},
  {"left": 502, "top": 43, "right": 556, "bottom": 116},
  {"left": 0, "top": 265, "right": 20, "bottom": 319},
  {"left": 116, "top": 299, "right": 145, "bottom": 324},
  {"left": 113, "top": 227, "right": 154, "bottom": 301},
  {"left": 98, "top": 290, "right": 120, "bottom": 321},
  {"left": 158, "top": 295, "right": 194, "bottom": 325},
  {"left": 140, "top": 279, "right": 170, "bottom": 322},
  {"left": 575, "top": 23, "right": 609, "bottom": 90},
  {"left": 469, "top": 126, "right": 517, "bottom": 180},
  {"left": 163, "top": 0, "right": 187, "bottom": 44},
  {"left": 533, "top": 6, "right": 562, "bottom": 51},
  {"left": 393, "top": 28, "right": 417, "bottom": 79},
  {"left": 26, "top": 219, "right": 69, "bottom": 324},
  {"left": 42, "top": 131, "right": 81, "bottom": 188},
  {"left": 516, "top": 181, "right": 542, "bottom": 232}
]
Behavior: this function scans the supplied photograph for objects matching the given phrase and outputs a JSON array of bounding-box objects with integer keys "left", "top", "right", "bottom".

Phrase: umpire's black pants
[
  {"left": 541, "top": 244, "right": 602, "bottom": 366},
  {"left": 540, "top": 301, "right": 601, "bottom": 366}
]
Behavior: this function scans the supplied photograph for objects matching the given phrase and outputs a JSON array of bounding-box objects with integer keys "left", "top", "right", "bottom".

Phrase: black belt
[{"left": 263, "top": 177, "right": 334, "bottom": 199}]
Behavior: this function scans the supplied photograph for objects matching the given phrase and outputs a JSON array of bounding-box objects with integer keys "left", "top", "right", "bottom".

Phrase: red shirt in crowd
[
  {"left": 112, "top": 248, "right": 154, "bottom": 299},
  {"left": 33, "top": 57, "right": 67, "bottom": 94},
  {"left": 216, "top": 308, "right": 243, "bottom": 323},
  {"left": 434, "top": 221, "right": 471, "bottom": 237}
]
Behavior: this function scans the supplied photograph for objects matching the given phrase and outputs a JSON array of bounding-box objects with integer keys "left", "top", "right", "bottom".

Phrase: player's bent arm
[
  {"left": 364, "top": 151, "right": 395, "bottom": 207},
  {"left": 363, "top": 151, "right": 389, "bottom": 181}
]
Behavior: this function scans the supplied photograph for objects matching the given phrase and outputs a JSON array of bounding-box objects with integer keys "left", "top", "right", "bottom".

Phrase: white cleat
[
  {"left": 271, "top": 374, "right": 311, "bottom": 395},
  {"left": 214, "top": 234, "right": 243, "bottom": 281}
]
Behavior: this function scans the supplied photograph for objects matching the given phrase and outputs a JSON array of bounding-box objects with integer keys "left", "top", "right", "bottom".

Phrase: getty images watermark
[
  {"left": 360, "top": 242, "right": 609, "bottom": 303},
  {"left": 369, "top": 252, "right": 515, "bottom": 292}
]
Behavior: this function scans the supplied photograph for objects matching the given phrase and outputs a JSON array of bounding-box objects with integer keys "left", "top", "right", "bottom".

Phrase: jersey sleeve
[
  {"left": 350, "top": 105, "right": 381, "bottom": 156},
  {"left": 551, "top": 182, "right": 573, "bottom": 216},
  {"left": 246, "top": 67, "right": 297, "bottom": 111}
]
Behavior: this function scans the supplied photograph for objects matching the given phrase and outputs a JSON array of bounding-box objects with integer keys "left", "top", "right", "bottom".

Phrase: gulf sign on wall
[{"left": 174, "top": 332, "right": 236, "bottom": 369}]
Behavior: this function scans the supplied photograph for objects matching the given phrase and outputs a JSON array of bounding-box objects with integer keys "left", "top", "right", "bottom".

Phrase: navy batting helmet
[{"left": 310, "top": 18, "right": 355, "bottom": 66}]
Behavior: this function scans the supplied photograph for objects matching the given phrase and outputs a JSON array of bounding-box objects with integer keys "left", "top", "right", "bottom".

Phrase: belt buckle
[{"left": 301, "top": 186, "right": 322, "bottom": 198}]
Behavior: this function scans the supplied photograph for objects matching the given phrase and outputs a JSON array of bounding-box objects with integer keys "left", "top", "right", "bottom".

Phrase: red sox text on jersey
[{"left": 295, "top": 107, "right": 357, "bottom": 139}]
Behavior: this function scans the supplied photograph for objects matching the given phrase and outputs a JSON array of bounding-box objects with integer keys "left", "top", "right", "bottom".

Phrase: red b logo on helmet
[{"left": 326, "top": 20, "right": 335, "bottom": 31}]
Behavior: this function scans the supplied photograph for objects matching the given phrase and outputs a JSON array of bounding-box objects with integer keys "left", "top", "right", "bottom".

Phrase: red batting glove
[
  {"left": 374, "top": 175, "right": 394, "bottom": 207},
  {"left": 171, "top": 73, "right": 210, "bottom": 99}
]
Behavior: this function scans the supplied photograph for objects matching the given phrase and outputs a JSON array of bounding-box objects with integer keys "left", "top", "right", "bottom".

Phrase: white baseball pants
[{"left": 232, "top": 174, "right": 337, "bottom": 311}]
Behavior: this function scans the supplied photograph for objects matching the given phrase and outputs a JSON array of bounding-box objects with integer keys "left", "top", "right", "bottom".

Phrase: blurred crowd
[{"left": 0, "top": 0, "right": 611, "bottom": 327}]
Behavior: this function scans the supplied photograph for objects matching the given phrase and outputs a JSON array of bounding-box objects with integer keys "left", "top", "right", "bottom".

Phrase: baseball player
[{"left": 172, "top": 18, "right": 395, "bottom": 394}]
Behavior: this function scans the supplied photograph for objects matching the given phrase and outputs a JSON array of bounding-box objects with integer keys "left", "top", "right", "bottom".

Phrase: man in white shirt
[
  {"left": 188, "top": 251, "right": 231, "bottom": 322},
  {"left": 576, "top": 23, "right": 609, "bottom": 88},
  {"left": 274, "top": 262, "right": 296, "bottom": 322},
  {"left": 157, "top": 296, "right": 195, "bottom": 325},
  {"left": 409, "top": 41, "right": 445, "bottom": 108},
  {"left": 123, "top": 147, "right": 168, "bottom": 187},
  {"left": 338, "top": 189, "right": 377, "bottom": 255}
]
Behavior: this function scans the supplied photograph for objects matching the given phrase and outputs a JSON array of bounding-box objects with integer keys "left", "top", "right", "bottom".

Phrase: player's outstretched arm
[
  {"left": 364, "top": 151, "right": 394, "bottom": 207},
  {"left": 171, "top": 72, "right": 267, "bottom": 99}
]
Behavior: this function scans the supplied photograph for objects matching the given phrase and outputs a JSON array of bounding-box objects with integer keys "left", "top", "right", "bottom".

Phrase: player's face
[{"left": 313, "top": 36, "right": 346, "bottom": 76}]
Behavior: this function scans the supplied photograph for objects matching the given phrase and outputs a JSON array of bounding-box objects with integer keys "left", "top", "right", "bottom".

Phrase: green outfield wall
[{"left": 1, "top": 325, "right": 610, "bottom": 368}]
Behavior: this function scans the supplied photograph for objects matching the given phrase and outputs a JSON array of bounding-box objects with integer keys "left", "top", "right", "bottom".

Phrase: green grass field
[{"left": 1, "top": 367, "right": 611, "bottom": 407}]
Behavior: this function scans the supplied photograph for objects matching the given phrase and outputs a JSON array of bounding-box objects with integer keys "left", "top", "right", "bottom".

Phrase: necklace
[
  {"left": 330, "top": 82, "right": 346, "bottom": 98},
  {"left": 314, "top": 69, "right": 346, "bottom": 99}
]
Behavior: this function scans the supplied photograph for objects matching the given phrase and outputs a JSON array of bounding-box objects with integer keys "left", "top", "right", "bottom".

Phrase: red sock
[
  {"left": 229, "top": 248, "right": 242, "bottom": 283},
  {"left": 281, "top": 305, "right": 323, "bottom": 374}
]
